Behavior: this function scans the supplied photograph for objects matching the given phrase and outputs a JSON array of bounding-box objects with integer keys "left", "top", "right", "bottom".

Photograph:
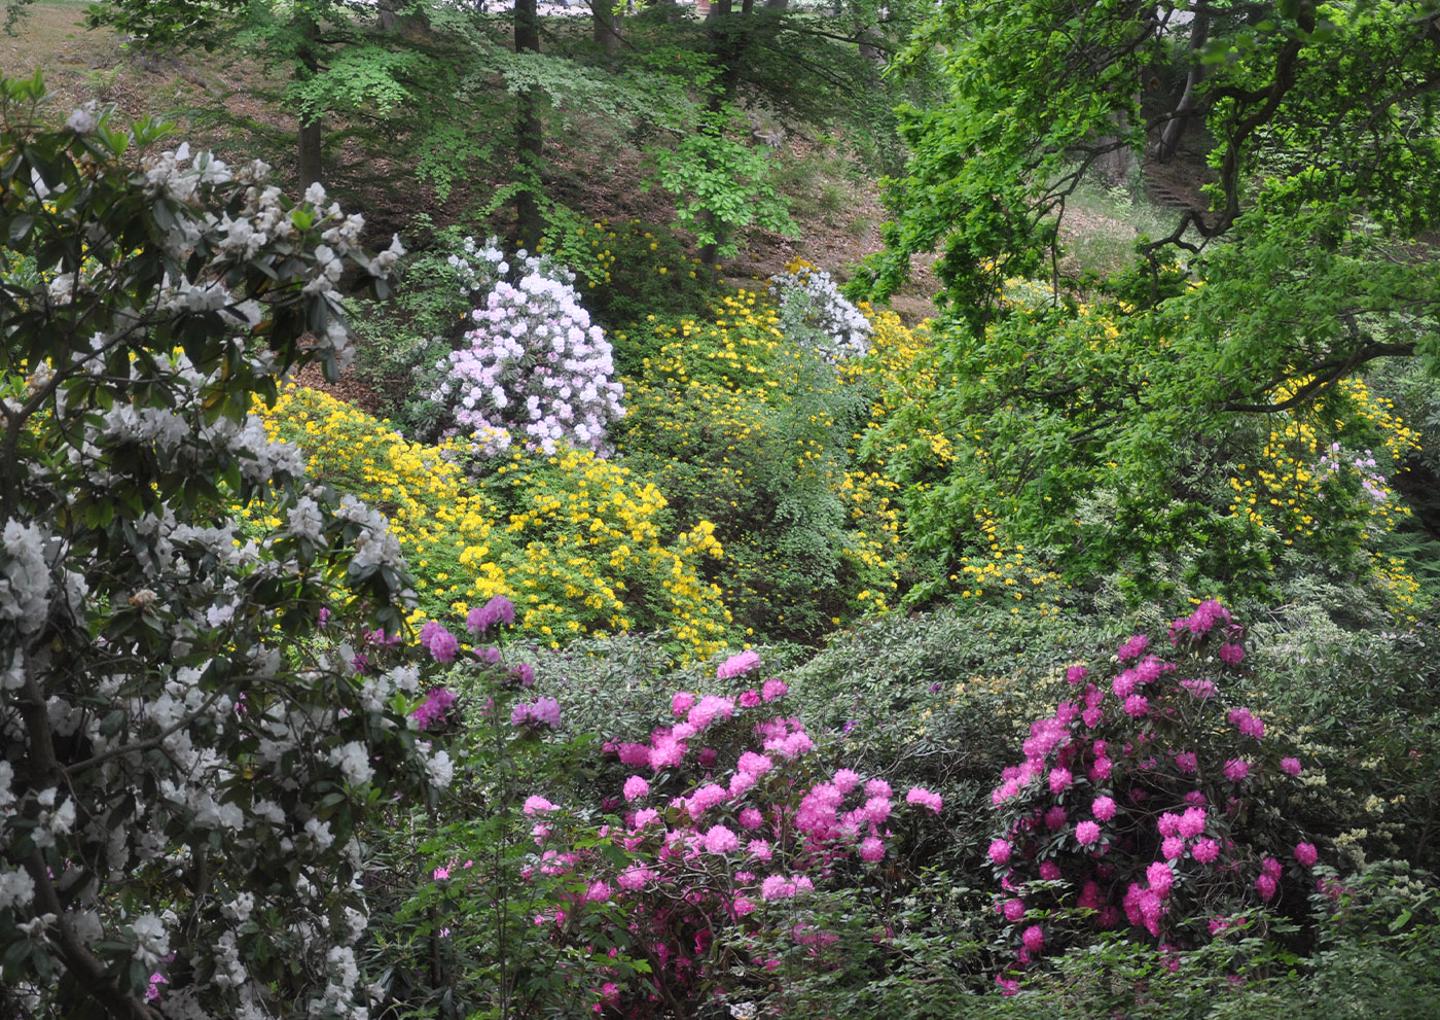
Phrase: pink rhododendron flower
[
  {"left": 761, "top": 678, "right": 789, "bottom": 701},
  {"left": 988, "top": 838, "right": 1013, "bottom": 866},
  {"left": 1162, "top": 836, "right": 1186, "bottom": 860},
  {"left": 1048, "top": 767, "right": 1073, "bottom": 794},
  {"left": 738, "top": 689, "right": 761, "bottom": 708},
  {"left": 748, "top": 839, "right": 773, "bottom": 862},
  {"left": 1091, "top": 795, "right": 1117, "bottom": 822},
  {"left": 738, "top": 806, "right": 764, "bottom": 829},
  {"left": 1173, "top": 751, "right": 1199, "bottom": 774},
  {"left": 1066, "top": 665, "right": 1089, "bottom": 685},
  {"left": 1223, "top": 758, "right": 1250, "bottom": 782},
  {"left": 1294, "top": 842, "right": 1318, "bottom": 868},
  {"left": 1178, "top": 806, "right": 1207, "bottom": 838},
  {"left": 1123, "top": 693, "right": 1149, "bottom": 718},
  {"left": 671, "top": 691, "right": 696, "bottom": 716},
  {"left": 1218, "top": 642, "right": 1245, "bottom": 666},
  {"left": 717, "top": 650, "right": 762, "bottom": 679},
  {"left": 859, "top": 836, "right": 886, "bottom": 862},
  {"left": 905, "top": 787, "right": 943, "bottom": 813},
  {"left": 522, "top": 796, "right": 557, "bottom": 815},
  {"left": 466, "top": 595, "right": 515, "bottom": 634},
  {"left": 622, "top": 775, "right": 649, "bottom": 802},
  {"left": 703, "top": 825, "right": 739, "bottom": 854},
  {"left": 1038, "top": 860, "right": 1062, "bottom": 881},
  {"left": 1002, "top": 898, "right": 1026, "bottom": 922},
  {"left": 1255, "top": 872, "right": 1277, "bottom": 901},
  {"left": 1044, "top": 805, "right": 1068, "bottom": 830},
  {"left": 1117, "top": 634, "right": 1150, "bottom": 661},
  {"left": 1075, "top": 820, "right": 1101, "bottom": 846},
  {"left": 1021, "top": 924, "right": 1045, "bottom": 953},
  {"left": 1147, "top": 861, "right": 1174, "bottom": 898},
  {"left": 1280, "top": 757, "right": 1303, "bottom": 777}
]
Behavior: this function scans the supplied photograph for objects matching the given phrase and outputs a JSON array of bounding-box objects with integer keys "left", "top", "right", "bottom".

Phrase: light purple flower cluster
[
  {"left": 512, "top": 696, "right": 561, "bottom": 730},
  {"left": 412, "top": 688, "right": 457, "bottom": 730},
  {"left": 466, "top": 594, "right": 516, "bottom": 635},
  {"left": 432, "top": 252, "right": 625, "bottom": 458},
  {"left": 418, "top": 621, "right": 459, "bottom": 664}
]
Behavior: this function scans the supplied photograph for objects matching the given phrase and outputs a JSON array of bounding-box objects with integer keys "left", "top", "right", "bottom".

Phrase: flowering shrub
[
  {"left": 255, "top": 386, "right": 732, "bottom": 659},
  {"left": 616, "top": 291, "right": 903, "bottom": 639},
  {"left": 985, "top": 601, "right": 1323, "bottom": 992},
  {"left": 869, "top": 293, "right": 1427, "bottom": 609},
  {"left": 431, "top": 244, "right": 625, "bottom": 458},
  {"left": 503, "top": 650, "right": 944, "bottom": 1014},
  {"left": 0, "top": 81, "right": 448, "bottom": 1019},
  {"left": 769, "top": 258, "right": 872, "bottom": 363}
]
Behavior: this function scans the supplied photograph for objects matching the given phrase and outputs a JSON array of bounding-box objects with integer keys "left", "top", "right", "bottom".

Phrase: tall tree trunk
[
  {"left": 1157, "top": 11, "right": 1210, "bottom": 162},
  {"left": 297, "top": 13, "right": 323, "bottom": 186},
  {"left": 591, "top": 0, "right": 622, "bottom": 55},
  {"left": 514, "top": 0, "right": 543, "bottom": 250},
  {"left": 298, "top": 119, "right": 323, "bottom": 187}
]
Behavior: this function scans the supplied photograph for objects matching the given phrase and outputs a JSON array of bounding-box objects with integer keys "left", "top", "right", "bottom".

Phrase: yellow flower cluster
[
  {"left": 250, "top": 385, "right": 731, "bottom": 659},
  {"left": 1226, "top": 377, "right": 1419, "bottom": 543},
  {"left": 950, "top": 511, "right": 1061, "bottom": 616},
  {"left": 484, "top": 446, "right": 730, "bottom": 656}
]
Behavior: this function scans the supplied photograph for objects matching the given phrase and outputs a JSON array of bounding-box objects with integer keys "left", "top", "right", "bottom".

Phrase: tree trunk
[
  {"left": 1156, "top": 11, "right": 1209, "bottom": 162},
  {"left": 296, "top": 13, "right": 323, "bottom": 186},
  {"left": 514, "top": 0, "right": 543, "bottom": 251},
  {"left": 591, "top": 0, "right": 622, "bottom": 55},
  {"left": 298, "top": 118, "right": 323, "bottom": 187}
]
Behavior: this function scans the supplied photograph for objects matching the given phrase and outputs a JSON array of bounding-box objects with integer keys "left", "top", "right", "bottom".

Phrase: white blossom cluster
[
  {"left": 768, "top": 264, "right": 872, "bottom": 362},
  {"left": 430, "top": 244, "right": 626, "bottom": 458},
  {"left": 0, "top": 104, "right": 444, "bottom": 1020}
]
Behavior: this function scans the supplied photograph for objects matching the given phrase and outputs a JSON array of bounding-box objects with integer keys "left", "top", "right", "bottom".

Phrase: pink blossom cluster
[
  {"left": 985, "top": 603, "right": 1321, "bottom": 994},
  {"left": 411, "top": 687, "right": 457, "bottom": 730},
  {"left": 511, "top": 696, "right": 561, "bottom": 730},
  {"left": 537, "top": 666, "right": 944, "bottom": 1014}
]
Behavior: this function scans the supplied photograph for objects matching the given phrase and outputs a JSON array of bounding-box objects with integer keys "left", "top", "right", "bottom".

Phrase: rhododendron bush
[
  {"left": 430, "top": 240, "right": 626, "bottom": 459},
  {"left": 985, "top": 601, "right": 1324, "bottom": 993},
  {"left": 521, "top": 650, "right": 944, "bottom": 1014},
  {"left": 0, "top": 85, "right": 452, "bottom": 1019}
]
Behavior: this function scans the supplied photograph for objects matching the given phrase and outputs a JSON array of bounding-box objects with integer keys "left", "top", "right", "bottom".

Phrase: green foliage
[
  {"left": 615, "top": 290, "right": 895, "bottom": 642},
  {"left": 649, "top": 105, "right": 798, "bottom": 259},
  {"left": 865, "top": 289, "right": 1424, "bottom": 606}
]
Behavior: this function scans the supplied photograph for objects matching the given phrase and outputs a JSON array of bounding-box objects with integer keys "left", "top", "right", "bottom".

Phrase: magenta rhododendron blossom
[
  {"left": 1294, "top": 842, "right": 1319, "bottom": 868},
  {"left": 702, "top": 825, "right": 739, "bottom": 854},
  {"left": 905, "top": 787, "right": 943, "bottom": 813},
  {"left": 622, "top": 775, "right": 649, "bottom": 802},
  {"left": 465, "top": 595, "right": 515, "bottom": 634},
  {"left": 982, "top": 603, "right": 1319, "bottom": 995},
  {"left": 716, "top": 650, "right": 761, "bottom": 680},
  {"left": 523, "top": 796, "right": 557, "bottom": 816},
  {"left": 512, "top": 696, "right": 561, "bottom": 730},
  {"left": 1280, "top": 756, "right": 1303, "bottom": 776}
]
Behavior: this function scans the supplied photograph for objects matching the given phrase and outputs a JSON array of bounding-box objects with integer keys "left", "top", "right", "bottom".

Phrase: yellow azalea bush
[
  {"left": 614, "top": 289, "right": 907, "bottom": 639},
  {"left": 251, "top": 385, "right": 731, "bottom": 659}
]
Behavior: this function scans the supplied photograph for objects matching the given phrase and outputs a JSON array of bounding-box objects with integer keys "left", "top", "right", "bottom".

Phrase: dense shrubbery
[
  {"left": 615, "top": 290, "right": 907, "bottom": 640},
  {"left": 865, "top": 292, "right": 1428, "bottom": 611},
  {"left": 0, "top": 86, "right": 453, "bottom": 1019},
  {"left": 255, "top": 385, "right": 732, "bottom": 660}
]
